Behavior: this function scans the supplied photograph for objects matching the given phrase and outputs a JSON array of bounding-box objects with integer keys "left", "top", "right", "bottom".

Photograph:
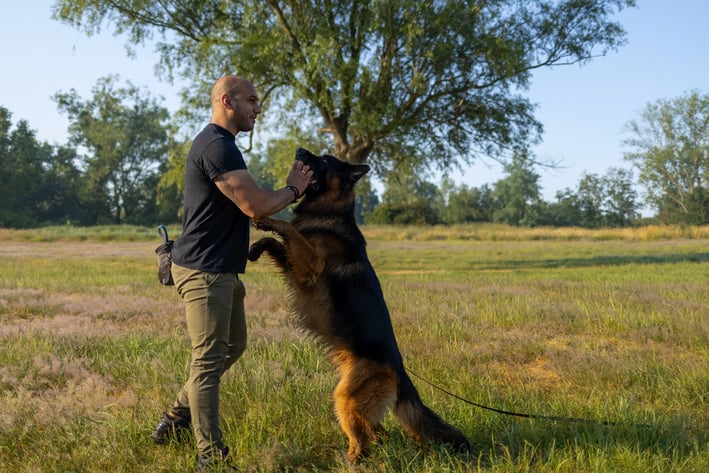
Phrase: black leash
[{"left": 406, "top": 368, "right": 617, "bottom": 426}]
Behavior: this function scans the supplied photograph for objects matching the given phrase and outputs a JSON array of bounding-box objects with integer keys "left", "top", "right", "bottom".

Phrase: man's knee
[
  {"left": 231, "top": 338, "right": 247, "bottom": 359},
  {"left": 223, "top": 340, "right": 246, "bottom": 372}
]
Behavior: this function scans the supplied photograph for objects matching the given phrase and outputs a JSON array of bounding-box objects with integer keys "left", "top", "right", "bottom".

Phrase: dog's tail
[{"left": 393, "top": 369, "right": 470, "bottom": 451}]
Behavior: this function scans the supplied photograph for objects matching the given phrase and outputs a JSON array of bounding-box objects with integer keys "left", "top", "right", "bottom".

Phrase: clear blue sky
[{"left": 1, "top": 1, "right": 708, "bottom": 202}]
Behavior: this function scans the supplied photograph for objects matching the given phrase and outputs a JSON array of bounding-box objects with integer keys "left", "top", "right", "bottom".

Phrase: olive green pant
[{"left": 169, "top": 264, "right": 247, "bottom": 456}]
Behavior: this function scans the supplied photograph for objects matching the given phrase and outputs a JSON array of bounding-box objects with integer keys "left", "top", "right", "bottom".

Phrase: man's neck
[{"left": 210, "top": 116, "right": 237, "bottom": 136}]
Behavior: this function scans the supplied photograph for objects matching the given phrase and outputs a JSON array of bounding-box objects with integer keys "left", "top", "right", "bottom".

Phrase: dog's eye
[{"left": 321, "top": 158, "right": 328, "bottom": 167}]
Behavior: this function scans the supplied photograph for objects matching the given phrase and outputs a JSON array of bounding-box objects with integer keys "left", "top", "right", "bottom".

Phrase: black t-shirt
[{"left": 172, "top": 124, "right": 250, "bottom": 273}]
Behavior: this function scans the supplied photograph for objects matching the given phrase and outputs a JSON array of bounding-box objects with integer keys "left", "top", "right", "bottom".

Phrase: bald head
[
  {"left": 210, "top": 75, "right": 261, "bottom": 134},
  {"left": 211, "top": 76, "right": 252, "bottom": 109}
]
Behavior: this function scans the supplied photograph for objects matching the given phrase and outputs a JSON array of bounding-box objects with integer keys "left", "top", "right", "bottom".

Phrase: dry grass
[{"left": 361, "top": 223, "right": 709, "bottom": 241}]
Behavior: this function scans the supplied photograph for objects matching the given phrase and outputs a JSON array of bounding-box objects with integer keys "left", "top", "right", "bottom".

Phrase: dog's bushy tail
[{"left": 393, "top": 370, "right": 470, "bottom": 451}]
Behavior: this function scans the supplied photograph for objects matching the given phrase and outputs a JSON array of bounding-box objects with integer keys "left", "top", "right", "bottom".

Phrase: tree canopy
[
  {"left": 0, "top": 108, "right": 54, "bottom": 227},
  {"left": 624, "top": 89, "right": 709, "bottom": 223},
  {"left": 53, "top": 0, "right": 634, "bottom": 177},
  {"left": 54, "top": 76, "right": 170, "bottom": 224},
  {"left": 0, "top": 107, "right": 88, "bottom": 227}
]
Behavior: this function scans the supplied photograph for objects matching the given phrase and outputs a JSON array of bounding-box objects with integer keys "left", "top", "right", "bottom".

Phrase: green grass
[{"left": 0, "top": 224, "right": 707, "bottom": 472}]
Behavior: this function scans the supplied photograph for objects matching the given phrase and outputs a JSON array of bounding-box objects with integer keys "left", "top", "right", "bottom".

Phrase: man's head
[{"left": 210, "top": 76, "right": 261, "bottom": 135}]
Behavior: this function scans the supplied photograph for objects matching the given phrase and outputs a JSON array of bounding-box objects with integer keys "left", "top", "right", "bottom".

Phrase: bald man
[{"left": 151, "top": 76, "right": 313, "bottom": 472}]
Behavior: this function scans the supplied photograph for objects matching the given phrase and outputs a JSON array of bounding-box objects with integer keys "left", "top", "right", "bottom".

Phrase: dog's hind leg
[{"left": 331, "top": 350, "right": 398, "bottom": 462}]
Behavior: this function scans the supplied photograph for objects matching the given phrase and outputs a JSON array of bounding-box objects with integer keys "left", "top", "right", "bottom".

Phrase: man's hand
[{"left": 286, "top": 161, "right": 313, "bottom": 197}]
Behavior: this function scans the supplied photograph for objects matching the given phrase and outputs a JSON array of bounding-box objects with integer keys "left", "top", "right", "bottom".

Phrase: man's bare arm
[{"left": 214, "top": 162, "right": 311, "bottom": 219}]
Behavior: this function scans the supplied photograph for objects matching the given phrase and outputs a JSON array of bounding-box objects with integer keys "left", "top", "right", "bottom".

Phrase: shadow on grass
[
  {"left": 474, "top": 252, "right": 709, "bottom": 271},
  {"left": 464, "top": 413, "right": 707, "bottom": 469}
]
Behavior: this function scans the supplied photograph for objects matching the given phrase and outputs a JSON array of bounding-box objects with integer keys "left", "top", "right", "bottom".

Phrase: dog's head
[{"left": 294, "top": 148, "right": 369, "bottom": 213}]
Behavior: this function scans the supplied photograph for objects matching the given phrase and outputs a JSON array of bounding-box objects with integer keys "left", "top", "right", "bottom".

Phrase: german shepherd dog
[{"left": 248, "top": 148, "right": 469, "bottom": 461}]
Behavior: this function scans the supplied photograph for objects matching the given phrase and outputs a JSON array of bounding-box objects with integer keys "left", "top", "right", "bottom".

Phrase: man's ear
[{"left": 222, "top": 94, "right": 233, "bottom": 109}]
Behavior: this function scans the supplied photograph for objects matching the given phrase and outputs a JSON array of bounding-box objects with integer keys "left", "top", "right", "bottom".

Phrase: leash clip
[{"left": 158, "top": 224, "right": 170, "bottom": 244}]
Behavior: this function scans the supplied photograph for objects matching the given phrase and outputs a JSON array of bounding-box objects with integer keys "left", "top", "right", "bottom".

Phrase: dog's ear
[{"left": 349, "top": 164, "right": 370, "bottom": 183}]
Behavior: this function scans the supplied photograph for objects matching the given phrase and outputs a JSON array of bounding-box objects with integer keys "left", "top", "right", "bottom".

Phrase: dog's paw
[
  {"left": 247, "top": 242, "right": 264, "bottom": 262},
  {"left": 252, "top": 218, "right": 274, "bottom": 233}
]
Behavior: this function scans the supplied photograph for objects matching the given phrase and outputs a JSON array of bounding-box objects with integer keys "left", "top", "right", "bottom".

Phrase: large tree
[
  {"left": 624, "top": 90, "right": 709, "bottom": 223},
  {"left": 54, "top": 0, "right": 633, "bottom": 176},
  {"left": 54, "top": 76, "right": 170, "bottom": 224}
]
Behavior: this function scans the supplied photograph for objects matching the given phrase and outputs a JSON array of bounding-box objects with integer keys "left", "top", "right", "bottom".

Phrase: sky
[{"left": 1, "top": 1, "right": 708, "bottom": 203}]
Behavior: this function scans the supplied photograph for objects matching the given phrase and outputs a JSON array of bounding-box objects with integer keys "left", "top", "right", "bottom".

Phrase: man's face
[{"left": 228, "top": 83, "right": 261, "bottom": 132}]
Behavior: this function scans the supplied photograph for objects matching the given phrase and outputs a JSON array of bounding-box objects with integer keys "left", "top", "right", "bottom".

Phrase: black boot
[{"left": 150, "top": 410, "right": 192, "bottom": 444}]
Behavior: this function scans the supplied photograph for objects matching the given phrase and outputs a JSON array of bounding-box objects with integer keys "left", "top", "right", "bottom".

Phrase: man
[{"left": 150, "top": 75, "right": 313, "bottom": 472}]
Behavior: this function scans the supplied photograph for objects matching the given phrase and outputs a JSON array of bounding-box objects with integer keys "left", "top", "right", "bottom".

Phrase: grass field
[{"left": 0, "top": 224, "right": 707, "bottom": 472}]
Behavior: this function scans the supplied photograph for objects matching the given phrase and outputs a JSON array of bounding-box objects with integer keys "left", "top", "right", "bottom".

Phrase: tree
[
  {"left": 368, "top": 170, "right": 440, "bottom": 224},
  {"left": 575, "top": 172, "right": 605, "bottom": 227},
  {"left": 438, "top": 177, "right": 494, "bottom": 224},
  {"left": 0, "top": 108, "right": 48, "bottom": 227},
  {"left": 38, "top": 145, "right": 86, "bottom": 225},
  {"left": 155, "top": 132, "right": 190, "bottom": 224},
  {"left": 54, "top": 76, "right": 170, "bottom": 225},
  {"left": 624, "top": 90, "right": 709, "bottom": 223},
  {"left": 603, "top": 167, "right": 638, "bottom": 227},
  {"left": 546, "top": 188, "right": 583, "bottom": 227},
  {"left": 0, "top": 108, "right": 88, "bottom": 227},
  {"left": 54, "top": 0, "right": 633, "bottom": 177},
  {"left": 545, "top": 168, "right": 638, "bottom": 227},
  {"left": 492, "top": 152, "right": 542, "bottom": 226}
]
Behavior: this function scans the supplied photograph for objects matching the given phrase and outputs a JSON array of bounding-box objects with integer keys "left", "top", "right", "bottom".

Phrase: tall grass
[{"left": 0, "top": 225, "right": 707, "bottom": 472}]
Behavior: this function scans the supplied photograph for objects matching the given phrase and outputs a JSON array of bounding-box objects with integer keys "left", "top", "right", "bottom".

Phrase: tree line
[
  {"left": 1, "top": 84, "right": 707, "bottom": 228},
  {"left": 367, "top": 155, "right": 642, "bottom": 227}
]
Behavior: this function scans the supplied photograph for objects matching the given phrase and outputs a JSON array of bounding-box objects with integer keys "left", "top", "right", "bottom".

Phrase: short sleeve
[{"left": 200, "top": 138, "right": 247, "bottom": 181}]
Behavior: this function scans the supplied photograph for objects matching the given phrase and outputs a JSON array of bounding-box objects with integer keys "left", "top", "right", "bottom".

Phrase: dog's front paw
[
  {"left": 248, "top": 240, "right": 265, "bottom": 262},
  {"left": 252, "top": 218, "right": 274, "bottom": 233},
  {"left": 248, "top": 237, "right": 284, "bottom": 262}
]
